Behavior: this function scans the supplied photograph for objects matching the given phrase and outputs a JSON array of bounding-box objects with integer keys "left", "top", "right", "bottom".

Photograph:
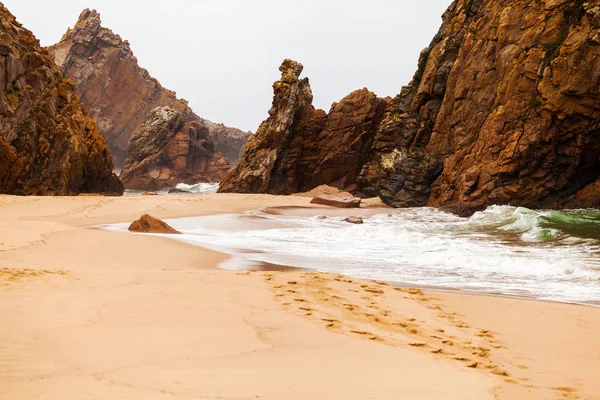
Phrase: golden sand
[{"left": 0, "top": 193, "right": 598, "bottom": 399}]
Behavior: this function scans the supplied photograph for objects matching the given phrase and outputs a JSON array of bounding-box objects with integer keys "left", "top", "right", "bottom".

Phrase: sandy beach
[{"left": 1, "top": 193, "right": 599, "bottom": 400}]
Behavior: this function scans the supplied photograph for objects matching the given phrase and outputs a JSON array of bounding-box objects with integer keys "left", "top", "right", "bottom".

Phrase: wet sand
[{"left": 1, "top": 193, "right": 599, "bottom": 399}]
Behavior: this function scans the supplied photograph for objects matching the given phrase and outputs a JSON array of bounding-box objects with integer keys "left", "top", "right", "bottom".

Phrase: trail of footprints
[{"left": 259, "top": 272, "right": 536, "bottom": 390}]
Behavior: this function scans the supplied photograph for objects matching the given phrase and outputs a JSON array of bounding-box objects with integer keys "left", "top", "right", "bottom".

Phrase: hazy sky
[{"left": 4, "top": 0, "right": 452, "bottom": 132}]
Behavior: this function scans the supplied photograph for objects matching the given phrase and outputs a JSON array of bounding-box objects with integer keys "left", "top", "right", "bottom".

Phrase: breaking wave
[
  {"left": 105, "top": 205, "right": 600, "bottom": 305},
  {"left": 124, "top": 182, "right": 219, "bottom": 195}
]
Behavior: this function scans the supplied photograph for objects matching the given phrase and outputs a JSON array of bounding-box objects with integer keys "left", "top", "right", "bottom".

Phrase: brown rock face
[
  {"left": 219, "top": 59, "right": 389, "bottom": 195},
  {"left": 48, "top": 9, "right": 251, "bottom": 167},
  {"left": 0, "top": 5, "right": 122, "bottom": 196},
  {"left": 223, "top": 1, "right": 600, "bottom": 213},
  {"left": 119, "top": 107, "right": 230, "bottom": 190},
  {"left": 358, "top": 0, "right": 600, "bottom": 213},
  {"left": 128, "top": 214, "right": 181, "bottom": 234}
]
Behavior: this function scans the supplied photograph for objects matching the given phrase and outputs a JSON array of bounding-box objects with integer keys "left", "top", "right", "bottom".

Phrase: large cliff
[
  {"left": 221, "top": 0, "right": 600, "bottom": 213},
  {"left": 48, "top": 9, "right": 251, "bottom": 167},
  {"left": 0, "top": 4, "right": 122, "bottom": 196}
]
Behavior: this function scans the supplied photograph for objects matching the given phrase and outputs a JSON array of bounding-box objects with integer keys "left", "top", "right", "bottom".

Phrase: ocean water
[
  {"left": 124, "top": 182, "right": 219, "bottom": 195},
  {"left": 105, "top": 206, "right": 600, "bottom": 305}
]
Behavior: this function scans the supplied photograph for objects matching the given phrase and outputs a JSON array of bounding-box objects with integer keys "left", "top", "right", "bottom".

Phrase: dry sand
[{"left": 0, "top": 193, "right": 598, "bottom": 400}]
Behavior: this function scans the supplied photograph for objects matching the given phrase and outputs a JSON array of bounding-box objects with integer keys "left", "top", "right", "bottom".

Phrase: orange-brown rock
[
  {"left": 0, "top": 4, "right": 122, "bottom": 196},
  {"left": 119, "top": 107, "right": 230, "bottom": 190},
  {"left": 223, "top": 1, "right": 600, "bottom": 214},
  {"left": 219, "top": 59, "right": 389, "bottom": 195},
  {"left": 128, "top": 214, "right": 181, "bottom": 234},
  {"left": 310, "top": 195, "right": 362, "bottom": 209},
  {"left": 48, "top": 9, "right": 251, "bottom": 167}
]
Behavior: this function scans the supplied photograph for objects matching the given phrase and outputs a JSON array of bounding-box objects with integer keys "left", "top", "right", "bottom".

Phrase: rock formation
[
  {"left": 119, "top": 107, "right": 230, "bottom": 190},
  {"left": 219, "top": 59, "right": 389, "bottom": 195},
  {"left": 221, "top": 1, "right": 600, "bottom": 213},
  {"left": 48, "top": 9, "right": 251, "bottom": 167},
  {"left": 0, "top": 4, "right": 122, "bottom": 196},
  {"left": 310, "top": 195, "right": 362, "bottom": 209},
  {"left": 128, "top": 214, "right": 181, "bottom": 234}
]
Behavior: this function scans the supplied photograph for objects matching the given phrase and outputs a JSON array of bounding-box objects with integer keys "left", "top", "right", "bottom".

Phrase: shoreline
[
  {"left": 105, "top": 204, "right": 600, "bottom": 309},
  {"left": 1, "top": 193, "right": 599, "bottom": 399}
]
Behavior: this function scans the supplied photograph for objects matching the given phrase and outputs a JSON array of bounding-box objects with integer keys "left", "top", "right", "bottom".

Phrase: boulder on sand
[
  {"left": 128, "top": 214, "right": 181, "bottom": 234},
  {"left": 310, "top": 195, "right": 361, "bottom": 208}
]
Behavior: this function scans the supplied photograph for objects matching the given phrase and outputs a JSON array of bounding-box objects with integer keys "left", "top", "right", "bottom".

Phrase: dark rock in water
[
  {"left": 220, "top": 0, "right": 600, "bottom": 214},
  {"left": 0, "top": 4, "right": 122, "bottom": 196},
  {"left": 343, "top": 217, "right": 364, "bottom": 224},
  {"left": 119, "top": 107, "right": 230, "bottom": 191},
  {"left": 310, "top": 195, "right": 362, "bottom": 208},
  {"left": 128, "top": 214, "right": 181, "bottom": 234},
  {"left": 48, "top": 9, "right": 251, "bottom": 167},
  {"left": 168, "top": 188, "right": 190, "bottom": 194}
]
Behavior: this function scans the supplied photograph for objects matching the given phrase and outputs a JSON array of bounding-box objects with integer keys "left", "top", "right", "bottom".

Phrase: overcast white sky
[{"left": 4, "top": 0, "right": 452, "bottom": 131}]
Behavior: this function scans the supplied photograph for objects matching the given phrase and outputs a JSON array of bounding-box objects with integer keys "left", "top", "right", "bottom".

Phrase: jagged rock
[
  {"left": 223, "top": 0, "right": 600, "bottom": 214},
  {"left": 48, "top": 9, "right": 251, "bottom": 167},
  {"left": 310, "top": 195, "right": 362, "bottom": 209},
  {"left": 343, "top": 217, "right": 364, "bottom": 224},
  {"left": 119, "top": 107, "right": 230, "bottom": 190},
  {"left": 0, "top": 4, "right": 122, "bottom": 196},
  {"left": 128, "top": 214, "right": 181, "bottom": 234},
  {"left": 219, "top": 59, "right": 389, "bottom": 195}
]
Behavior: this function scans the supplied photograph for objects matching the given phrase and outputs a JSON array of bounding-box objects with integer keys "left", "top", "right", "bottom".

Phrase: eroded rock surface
[
  {"left": 0, "top": 4, "right": 122, "bottom": 196},
  {"left": 119, "top": 107, "right": 230, "bottom": 190},
  {"left": 48, "top": 9, "right": 251, "bottom": 167},
  {"left": 219, "top": 59, "right": 389, "bottom": 195},
  {"left": 128, "top": 214, "right": 181, "bottom": 234},
  {"left": 222, "top": 1, "right": 600, "bottom": 213}
]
